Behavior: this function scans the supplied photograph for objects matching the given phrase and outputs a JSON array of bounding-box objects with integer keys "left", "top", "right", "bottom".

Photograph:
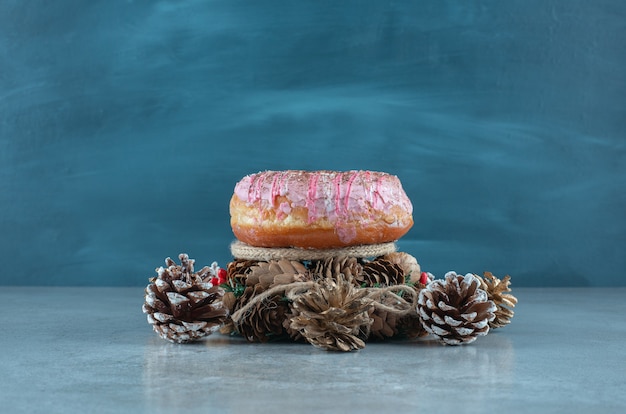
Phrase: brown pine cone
[
  {"left": 310, "top": 256, "right": 363, "bottom": 284},
  {"left": 143, "top": 254, "right": 228, "bottom": 343},
  {"left": 220, "top": 259, "right": 258, "bottom": 330},
  {"left": 219, "top": 293, "right": 238, "bottom": 335},
  {"left": 289, "top": 275, "right": 373, "bottom": 351},
  {"left": 361, "top": 255, "right": 415, "bottom": 339},
  {"left": 382, "top": 252, "right": 421, "bottom": 283},
  {"left": 395, "top": 283, "right": 428, "bottom": 339},
  {"left": 220, "top": 259, "right": 260, "bottom": 334},
  {"left": 396, "top": 312, "right": 428, "bottom": 339},
  {"left": 231, "top": 260, "right": 308, "bottom": 342},
  {"left": 368, "top": 283, "right": 426, "bottom": 340},
  {"left": 368, "top": 301, "right": 400, "bottom": 340},
  {"left": 226, "top": 259, "right": 258, "bottom": 287},
  {"left": 246, "top": 259, "right": 309, "bottom": 289},
  {"left": 359, "top": 258, "right": 404, "bottom": 287},
  {"left": 417, "top": 272, "right": 496, "bottom": 345},
  {"left": 232, "top": 285, "right": 290, "bottom": 342},
  {"left": 476, "top": 272, "right": 518, "bottom": 329}
]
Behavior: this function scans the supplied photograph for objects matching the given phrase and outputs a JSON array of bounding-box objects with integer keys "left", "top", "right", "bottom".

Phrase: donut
[{"left": 229, "top": 170, "right": 413, "bottom": 249}]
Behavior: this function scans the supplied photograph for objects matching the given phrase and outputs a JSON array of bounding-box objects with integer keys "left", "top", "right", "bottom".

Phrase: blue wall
[{"left": 1, "top": 0, "right": 624, "bottom": 286}]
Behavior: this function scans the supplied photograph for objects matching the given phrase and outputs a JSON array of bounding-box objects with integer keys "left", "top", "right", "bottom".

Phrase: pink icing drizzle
[
  {"left": 252, "top": 173, "right": 264, "bottom": 203},
  {"left": 333, "top": 173, "right": 342, "bottom": 219},
  {"left": 363, "top": 171, "right": 372, "bottom": 206},
  {"left": 270, "top": 172, "right": 280, "bottom": 205},
  {"left": 343, "top": 171, "right": 359, "bottom": 214},
  {"left": 373, "top": 174, "right": 384, "bottom": 209},
  {"left": 276, "top": 171, "right": 287, "bottom": 201},
  {"left": 306, "top": 172, "right": 320, "bottom": 223}
]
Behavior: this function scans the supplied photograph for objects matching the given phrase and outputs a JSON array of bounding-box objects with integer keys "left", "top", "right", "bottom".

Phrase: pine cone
[
  {"left": 417, "top": 272, "right": 496, "bottom": 345},
  {"left": 360, "top": 256, "right": 412, "bottom": 339},
  {"left": 368, "top": 299, "right": 400, "bottom": 340},
  {"left": 143, "top": 254, "right": 228, "bottom": 343},
  {"left": 232, "top": 260, "right": 308, "bottom": 342},
  {"left": 247, "top": 259, "right": 309, "bottom": 289},
  {"left": 476, "top": 272, "right": 518, "bottom": 329},
  {"left": 232, "top": 285, "right": 290, "bottom": 342},
  {"left": 359, "top": 258, "right": 404, "bottom": 287},
  {"left": 310, "top": 256, "right": 363, "bottom": 283},
  {"left": 382, "top": 252, "right": 421, "bottom": 283},
  {"left": 226, "top": 259, "right": 258, "bottom": 287},
  {"left": 289, "top": 276, "right": 373, "bottom": 351},
  {"left": 219, "top": 259, "right": 260, "bottom": 334},
  {"left": 220, "top": 259, "right": 258, "bottom": 327},
  {"left": 395, "top": 283, "right": 428, "bottom": 339},
  {"left": 368, "top": 283, "right": 426, "bottom": 340},
  {"left": 219, "top": 291, "right": 238, "bottom": 335},
  {"left": 396, "top": 312, "right": 428, "bottom": 339}
]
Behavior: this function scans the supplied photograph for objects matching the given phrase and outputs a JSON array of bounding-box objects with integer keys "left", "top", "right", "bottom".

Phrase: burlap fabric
[{"left": 230, "top": 240, "right": 397, "bottom": 261}]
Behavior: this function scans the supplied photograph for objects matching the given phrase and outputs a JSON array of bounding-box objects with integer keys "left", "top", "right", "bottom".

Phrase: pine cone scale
[{"left": 466, "top": 300, "right": 495, "bottom": 315}]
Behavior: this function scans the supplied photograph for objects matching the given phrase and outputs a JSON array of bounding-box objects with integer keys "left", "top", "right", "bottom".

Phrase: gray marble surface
[{"left": 1, "top": 287, "right": 624, "bottom": 413}]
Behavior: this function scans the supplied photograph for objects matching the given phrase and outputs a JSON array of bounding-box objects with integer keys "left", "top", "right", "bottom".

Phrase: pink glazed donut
[{"left": 229, "top": 170, "right": 413, "bottom": 249}]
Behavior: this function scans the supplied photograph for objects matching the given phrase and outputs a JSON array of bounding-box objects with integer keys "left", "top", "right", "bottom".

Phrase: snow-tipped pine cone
[
  {"left": 417, "top": 272, "right": 496, "bottom": 345},
  {"left": 143, "top": 254, "right": 228, "bottom": 343}
]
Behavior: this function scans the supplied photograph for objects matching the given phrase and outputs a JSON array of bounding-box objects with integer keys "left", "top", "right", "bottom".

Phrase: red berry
[
  {"left": 210, "top": 277, "right": 219, "bottom": 286},
  {"left": 217, "top": 268, "right": 228, "bottom": 284},
  {"left": 419, "top": 272, "right": 429, "bottom": 285}
]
